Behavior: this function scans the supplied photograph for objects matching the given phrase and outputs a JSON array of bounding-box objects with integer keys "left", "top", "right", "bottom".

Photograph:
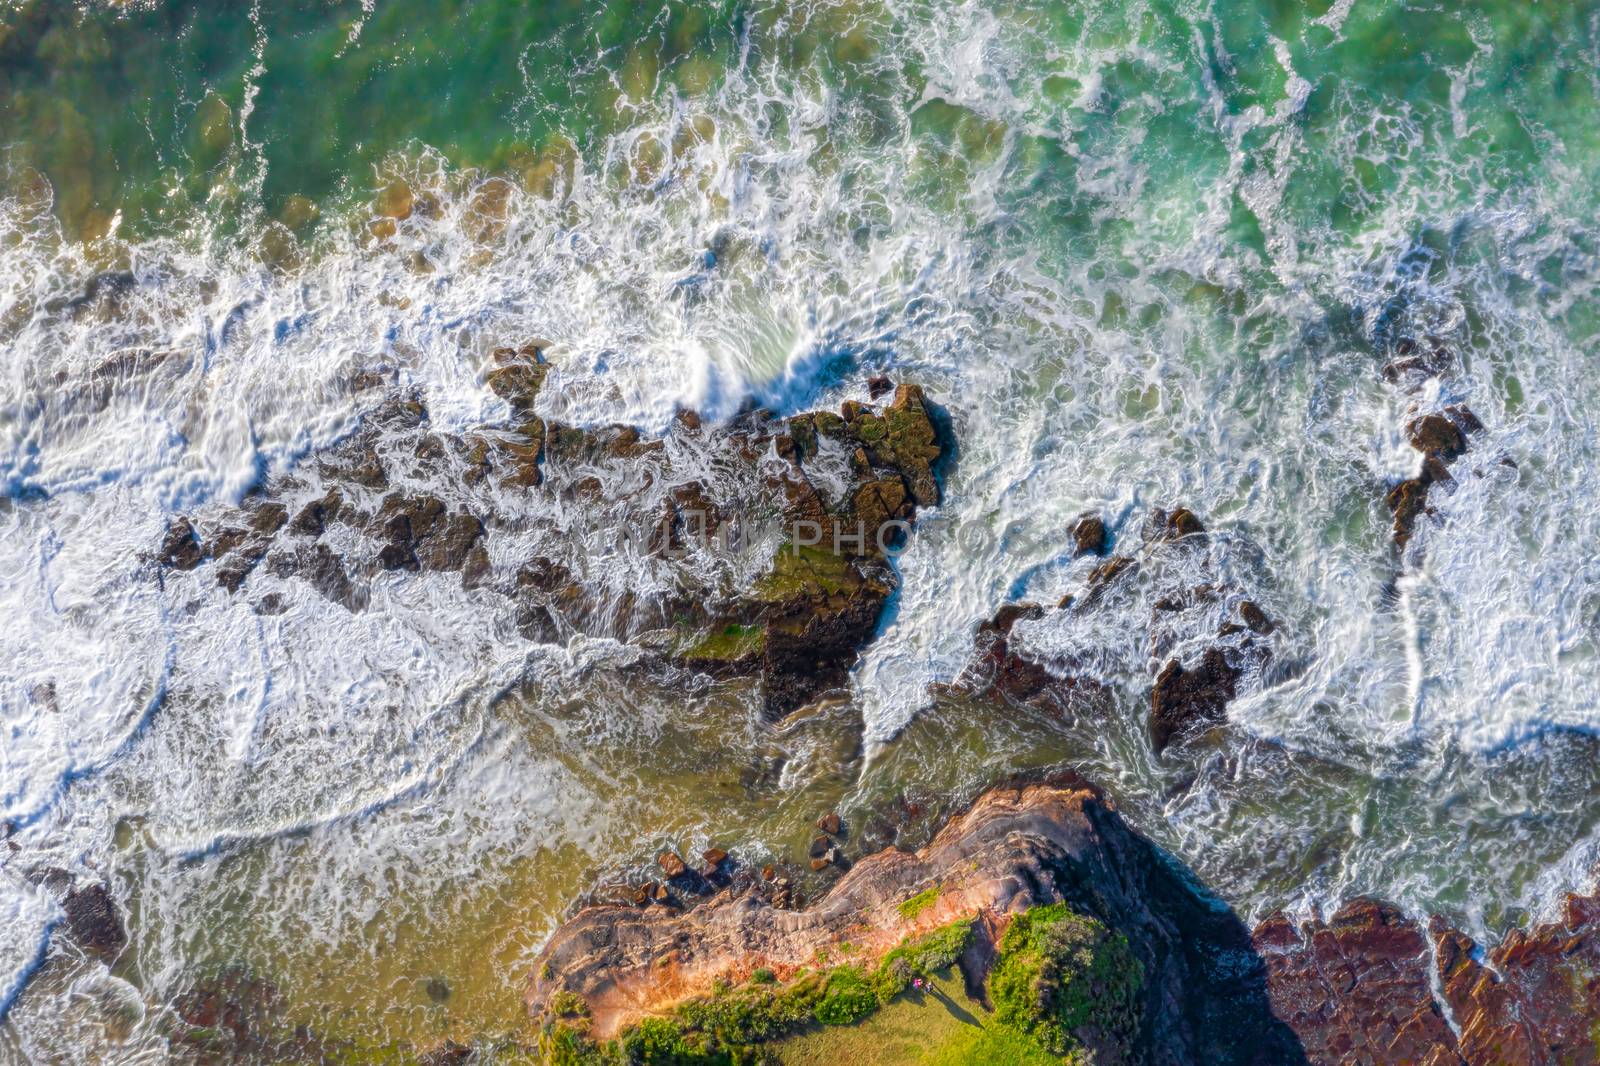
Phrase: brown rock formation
[
  {"left": 526, "top": 780, "right": 1302, "bottom": 1064},
  {"left": 1257, "top": 890, "right": 1600, "bottom": 1065},
  {"left": 154, "top": 363, "right": 946, "bottom": 718}
]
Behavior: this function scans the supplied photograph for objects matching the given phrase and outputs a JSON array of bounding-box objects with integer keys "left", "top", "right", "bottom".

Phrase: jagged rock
[
  {"left": 1385, "top": 477, "right": 1431, "bottom": 549},
  {"left": 1148, "top": 506, "right": 1205, "bottom": 543},
  {"left": 1432, "top": 890, "right": 1600, "bottom": 1066},
  {"left": 1149, "top": 646, "right": 1240, "bottom": 752},
  {"left": 1406, "top": 413, "right": 1467, "bottom": 460},
  {"left": 1087, "top": 554, "right": 1138, "bottom": 591},
  {"left": 817, "top": 813, "right": 842, "bottom": 836},
  {"left": 485, "top": 345, "right": 548, "bottom": 410},
  {"left": 1254, "top": 899, "right": 1458, "bottom": 1064},
  {"left": 1072, "top": 513, "right": 1108, "bottom": 556},
  {"left": 1238, "top": 601, "right": 1274, "bottom": 634},
  {"left": 158, "top": 517, "right": 204, "bottom": 570},
  {"left": 808, "top": 835, "right": 831, "bottom": 859},
  {"left": 867, "top": 374, "right": 893, "bottom": 399},
  {"left": 525, "top": 781, "right": 1301, "bottom": 1062},
  {"left": 658, "top": 852, "right": 688, "bottom": 879},
  {"left": 1257, "top": 889, "right": 1600, "bottom": 1066}
]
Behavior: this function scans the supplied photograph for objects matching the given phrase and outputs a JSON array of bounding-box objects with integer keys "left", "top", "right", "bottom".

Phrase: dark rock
[
  {"left": 1071, "top": 513, "right": 1108, "bottom": 557},
  {"left": 485, "top": 345, "right": 548, "bottom": 410},
  {"left": 289, "top": 492, "right": 338, "bottom": 536},
  {"left": 1087, "top": 554, "right": 1139, "bottom": 593},
  {"left": 1161, "top": 507, "right": 1206, "bottom": 541},
  {"left": 62, "top": 882, "right": 127, "bottom": 961},
  {"left": 423, "top": 976, "right": 451, "bottom": 1004},
  {"left": 1238, "top": 601, "right": 1274, "bottom": 635},
  {"left": 158, "top": 517, "right": 205, "bottom": 570},
  {"left": 867, "top": 375, "right": 893, "bottom": 399},
  {"left": 254, "top": 593, "right": 287, "bottom": 616},
  {"left": 1406, "top": 413, "right": 1467, "bottom": 460},
  {"left": 1444, "top": 403, "right": 1484, "bottom": 434},
  {"left": 1386, "top": 477, "right": 1431, "bottom": 549},
  {"left": 817, "top": 813, "right": 842, "bottom": 836},
  {"left": 1149, "top": 646, "right": 1240, "bottom": 752},
  {"left": 248, "top": 502, "right": 288, "bottom": 536},
  {"left": 808, "top": 836, "right": 831, "bottom": 859}
]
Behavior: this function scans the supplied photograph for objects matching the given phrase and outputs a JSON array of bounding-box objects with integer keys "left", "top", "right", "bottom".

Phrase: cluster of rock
[
  {"left": 1378, "top": 336, "right": 1506, "bottom": 557},
  {"left": 154, "top": 348, "right": 944, "bottom": 717},
  {"left": 958, "top": 504, "right": 1276, "bottom": 753}
]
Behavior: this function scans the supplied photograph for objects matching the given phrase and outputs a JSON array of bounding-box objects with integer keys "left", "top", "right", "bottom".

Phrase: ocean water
[{"left": 2, "top": 0, "right": 1600, "bottom": 1058}]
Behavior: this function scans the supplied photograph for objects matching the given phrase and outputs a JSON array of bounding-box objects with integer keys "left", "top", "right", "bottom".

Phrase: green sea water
[{"left": 4, "top": 0, "right": 1600, "bottom": 1061}]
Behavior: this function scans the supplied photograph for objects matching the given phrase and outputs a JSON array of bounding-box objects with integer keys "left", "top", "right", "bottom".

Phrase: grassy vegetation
[
  {"left": 896, "top": 887, "right": 940, "bottom": 921},
  {"left": 988, "top": 904, "right": 1143, "bottom": 1061}
]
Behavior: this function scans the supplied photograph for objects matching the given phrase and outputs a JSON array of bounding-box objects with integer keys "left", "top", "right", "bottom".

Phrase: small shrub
[
  {"left": 897, "top": 886, "right": 940, "bottom": 920},
  {"left": 749, "top": 968, "right": 776, "bottom": 985},
  {"left": 988, "top": 904, "right": 1143, "bottom": 1059},
  {"left": 548, "top": 990, "right": 589, "bottom": 1018},
  {"left": 540, "top": 1022, "right": 606, "bottom": 1066},
  {"left": 812, "top": 966, "right": 877, "bottom": 1026}
]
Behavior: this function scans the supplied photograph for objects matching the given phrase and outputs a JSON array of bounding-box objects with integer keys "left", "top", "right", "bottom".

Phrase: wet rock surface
[
  {"left": 60, "top": 882, "right": 128, "bottom": 962},
  {"left": 1149, "top": 646, "right": 1241, "bottom": 753},
  {"left": 1256, "top": 890, "right": 1600, "bottom": 1066},
  {"left": 154, "top": 356, "right": 946, "bottom": 718},
  {"left": 1376, "top": 337, "right": 1497, "bottom": 554},
  {"left": 955, "top": 505, "right": 1274, "bottom": 753}
]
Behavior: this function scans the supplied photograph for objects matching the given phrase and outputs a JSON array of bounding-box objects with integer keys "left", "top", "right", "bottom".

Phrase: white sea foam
[{"left": 2, "top": 0, "right": 1600, "bottom": 1052}]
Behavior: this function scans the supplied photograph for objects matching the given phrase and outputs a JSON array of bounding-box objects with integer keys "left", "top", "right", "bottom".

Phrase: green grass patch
[
  {"left": 896, "top": 886, "right": 940, "bottom": 921},
  {"left": 988, "top": 903, "right": 1143, "bottom": 1060}
]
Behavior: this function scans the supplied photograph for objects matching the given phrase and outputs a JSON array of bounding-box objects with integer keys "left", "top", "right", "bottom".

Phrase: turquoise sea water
[{"left": 3, "top": 0, "right": 1600, "bottom": 1059}]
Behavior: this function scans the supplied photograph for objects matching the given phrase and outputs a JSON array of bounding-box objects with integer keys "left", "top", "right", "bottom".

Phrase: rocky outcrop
[
  {"left": 526, "top": 780, "right": 1302, "bottom": 1064},
  {"left": 154, "top": 355, "right": 945, "bottom": 717},
  {"left": 956, "top": 506, "right": 1275, "bottom": 753},
  {"left": 1256, "top": 891, "right": 1600, "bottom": 1065},
  {"left": 1376, "top": 335, "right": 1498, "bottom": 555}
]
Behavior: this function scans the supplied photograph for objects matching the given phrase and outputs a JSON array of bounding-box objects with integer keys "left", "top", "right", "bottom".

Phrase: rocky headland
[{"left": 527, "top": 780, "right": 1600, "bottom": 1065}]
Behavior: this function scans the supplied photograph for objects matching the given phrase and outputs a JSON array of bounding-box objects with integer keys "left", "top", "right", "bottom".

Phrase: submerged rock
[{"left": 61, "top": 882, "right": 127, "bottom": 962}]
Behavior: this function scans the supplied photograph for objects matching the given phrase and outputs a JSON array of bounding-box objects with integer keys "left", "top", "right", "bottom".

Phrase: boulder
[
  {"left": 1071, "top": 513, "right": 1108, "bottom": 557},
  {"left": 1405, "top": 413, "right": 1467, "bottom": 460},
  {"left": 1149, "top": 646, "right": 1240, "bottom": 752},
  {"left": 158, "top": 517, "right": 205, "bottom": 570}
]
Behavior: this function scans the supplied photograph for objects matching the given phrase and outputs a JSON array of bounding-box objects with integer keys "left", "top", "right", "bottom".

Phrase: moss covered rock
[{"left": 988, "top": 904, "right": 1143, "bottom": 1064}]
